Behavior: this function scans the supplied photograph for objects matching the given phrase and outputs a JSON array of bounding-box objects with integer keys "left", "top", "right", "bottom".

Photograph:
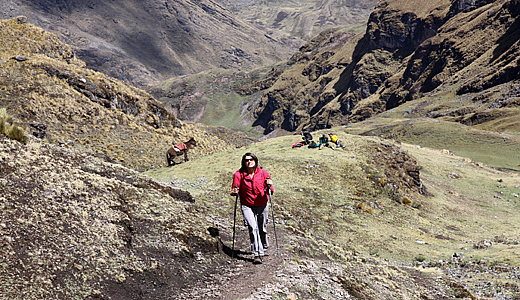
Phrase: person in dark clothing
[
  {"left": 301, "top": 130, "right": 313, "bottom": 145},
  {"left": 231, "top": 153, "right": 273, "bottom": 264}
]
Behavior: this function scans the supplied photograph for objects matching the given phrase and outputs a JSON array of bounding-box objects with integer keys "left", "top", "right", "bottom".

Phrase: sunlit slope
[{"left": 146, "top": 129, "right": 520, "bottom": 267}]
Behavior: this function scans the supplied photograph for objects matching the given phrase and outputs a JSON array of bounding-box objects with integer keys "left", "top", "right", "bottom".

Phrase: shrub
[
  {"left": 356, "top": 202, "right": 374, "bottom": 214},
  {"left": 402, "top": 196, "right": 412, "bottom": 206},
  {"left": 0, "top": 108, "right": 28, "bottom": 144},
  {"left": 414, "top": 255, "right": 427, "bottom": 262}
]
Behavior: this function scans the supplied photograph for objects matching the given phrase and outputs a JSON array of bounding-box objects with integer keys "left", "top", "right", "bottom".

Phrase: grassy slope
[
  {"left": 0, "top": 18, "right": 258, "bottom": 171},
  {"left": 146, "top": 127, "right": 520, "bottom": 292},
  {"left": 347, "top": 90, "right": 520, "bottom": 172}
]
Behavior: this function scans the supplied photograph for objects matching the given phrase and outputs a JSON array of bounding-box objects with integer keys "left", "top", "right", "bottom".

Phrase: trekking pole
[
  {"left": 267, "top": 183, "right": 280, "bottom": 256},
  {"left": 231, "top": 186, "right": 239, "bottom": 258}
]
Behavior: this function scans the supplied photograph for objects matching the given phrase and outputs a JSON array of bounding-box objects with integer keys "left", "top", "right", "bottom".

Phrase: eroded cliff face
[
  {"left": 252, "top": 0, "right": 520, "bottom": 133},
  {"left": 377, "top": 0, "right": 519, "bottom": 113}
]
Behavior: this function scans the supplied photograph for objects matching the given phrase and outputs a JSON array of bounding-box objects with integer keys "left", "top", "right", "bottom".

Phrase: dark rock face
[
  {"left": 29, "top": 122, "right": 47, "bottom": 139},
  {"left": 367, "top": 9, "right": 439, "bottom": 52}
]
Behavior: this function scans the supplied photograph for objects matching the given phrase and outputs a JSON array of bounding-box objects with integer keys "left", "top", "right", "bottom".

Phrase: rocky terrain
[
  {"left": 0, "top": 17, "right": 254, "bottom": 171},
  {"left": 1, "top": 0, "right": 294, "bottom": 88},
  {"left": 7, "top": 129, "right": 520, "bottom": 299},
  {"left": 178, "top": 0, "right": 520, "bottom": 136}
]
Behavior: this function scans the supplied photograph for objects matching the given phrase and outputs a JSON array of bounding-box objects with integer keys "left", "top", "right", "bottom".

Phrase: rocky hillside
[
  {"left": 6, "top": 129, "right": 513, "bottom": 299},
  {"left": 1, "top": 0, "right": 294, "bottom": 88},
  {"left": 216, "top": 0, "right": 377, "bottom": 46},
  {"left": 250, "top": 0, "right": 520, "bottom": 134},
  {"left": 0, "top": 18, "right": 255, "bottom": 171},
  {"left": 0, "top": 135, "right": 219, "bottom": 299}
]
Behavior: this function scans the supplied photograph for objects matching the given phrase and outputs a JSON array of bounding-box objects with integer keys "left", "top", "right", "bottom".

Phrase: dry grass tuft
[
  {"left": 0, "top": 108, "right": 28, "bottom": 144},
  {"left": 356, "top": 202, "right": 375, "bottom": 214}
]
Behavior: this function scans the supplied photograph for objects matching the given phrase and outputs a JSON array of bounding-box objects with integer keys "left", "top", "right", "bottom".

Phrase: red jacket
[{"left": 232, "top": 167, "right": 272, "bottom": 206}]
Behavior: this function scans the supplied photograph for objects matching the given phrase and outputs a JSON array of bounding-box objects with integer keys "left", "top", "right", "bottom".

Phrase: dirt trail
[
  {"left": 212, "top": 224, "right": 287, "bottom": 300},
  {"left": 169, "top": 221, "right": 292, "bottom": 300}
]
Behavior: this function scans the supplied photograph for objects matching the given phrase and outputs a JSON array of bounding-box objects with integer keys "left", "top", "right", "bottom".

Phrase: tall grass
[{"left": 0, "top": 108, "right": 28, "bottom": 144}]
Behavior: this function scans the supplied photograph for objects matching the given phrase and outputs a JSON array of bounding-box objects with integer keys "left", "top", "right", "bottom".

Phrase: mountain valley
[{"left": 1, "top": 0, "right": 520, "bottom": 299}]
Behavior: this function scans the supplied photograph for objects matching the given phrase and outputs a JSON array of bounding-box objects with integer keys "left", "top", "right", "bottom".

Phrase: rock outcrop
[{"left": 251, "top": 0, "right": 520, "bottom": 134}]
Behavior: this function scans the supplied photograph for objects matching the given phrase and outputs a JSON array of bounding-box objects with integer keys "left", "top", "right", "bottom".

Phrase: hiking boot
[{"left": 253, "top": 257, "right": 262, "bottom": 264}]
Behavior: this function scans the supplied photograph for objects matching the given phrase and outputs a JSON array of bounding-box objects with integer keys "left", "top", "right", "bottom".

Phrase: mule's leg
[
  {"left": 184, "top": 150, "right": 188, "bottom": 162},
  {"left": 167, "top": 151, "right": 176, "bottom": 167}
]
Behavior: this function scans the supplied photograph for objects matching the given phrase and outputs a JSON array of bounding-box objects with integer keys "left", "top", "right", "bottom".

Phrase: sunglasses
[{"left": 244, "top": 158, "right": 254, "bottom": 162}]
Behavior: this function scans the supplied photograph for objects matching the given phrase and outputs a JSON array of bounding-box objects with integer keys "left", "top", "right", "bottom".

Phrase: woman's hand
[
  {"left": 231, "top": 186, "right": 239, "bottom": 196},
  {"left": 265, "top": 178, "right": 273, "bottom": 186}
]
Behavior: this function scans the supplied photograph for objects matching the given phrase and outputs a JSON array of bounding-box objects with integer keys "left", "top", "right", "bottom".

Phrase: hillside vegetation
[
  {"left": 146, "top": 127, "right": 520, "bottom": 299},
  {"left": 0, "top": 18, "right": 255, "bottom": 171},
  {"left": 4, "top": 126, "right": 520, "bottom": 299},
  {"left": 0, "top": 135, "right": 219, "bottom": 299}
]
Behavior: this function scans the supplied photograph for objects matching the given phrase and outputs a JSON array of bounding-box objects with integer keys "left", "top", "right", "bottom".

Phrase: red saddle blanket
[{"left": 174, "top": 142, "right": 187, "bottom": 151}]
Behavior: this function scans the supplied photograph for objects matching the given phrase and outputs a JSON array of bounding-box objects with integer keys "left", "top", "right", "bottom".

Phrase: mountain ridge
[
  {"left": 0, "top": 17, "right": 255, "bottom": 171},
  {"left": 2, "top": 0, "right": 295, "bottom": 88},
  {"left": 250, "top": 0, "right": 520, "bottom": 134}
]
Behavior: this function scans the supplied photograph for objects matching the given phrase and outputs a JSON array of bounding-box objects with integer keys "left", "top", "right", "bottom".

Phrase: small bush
[
  {"left": 356, "top": 202, "right": 374, "bottom": 214},
  {"left": 402, "top": 196, "right": 412, "bottom": 206},
  {"left": 414, "top": 255, "right": 427, "bottom": 262},
  {"left": 0, "top": 108, "right": 28, "bottom": 144}
]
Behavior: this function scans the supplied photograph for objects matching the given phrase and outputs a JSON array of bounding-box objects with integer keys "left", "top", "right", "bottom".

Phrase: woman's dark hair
[{"left": 240, "top": 152, "right": 258, "bottom": 172}]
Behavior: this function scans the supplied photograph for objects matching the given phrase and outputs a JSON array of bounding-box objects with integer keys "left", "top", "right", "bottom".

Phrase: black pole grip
[{"left": 231, "top": 185, "right": 238, "bottom": 196}]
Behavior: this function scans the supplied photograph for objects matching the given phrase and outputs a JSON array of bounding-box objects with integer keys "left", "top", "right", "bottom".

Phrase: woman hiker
[{"left": 231, "top": 152, "right": 273, "bottom": 264}]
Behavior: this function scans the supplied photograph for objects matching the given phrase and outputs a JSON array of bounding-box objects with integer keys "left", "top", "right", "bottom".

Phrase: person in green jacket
[{"left": 318, "top": 134, "right": 334, "bottom": 150}]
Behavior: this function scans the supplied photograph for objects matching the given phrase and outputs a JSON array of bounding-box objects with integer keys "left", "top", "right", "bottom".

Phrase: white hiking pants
[{"left": 241, "top": 203, "right": 269, "bottom": 256}]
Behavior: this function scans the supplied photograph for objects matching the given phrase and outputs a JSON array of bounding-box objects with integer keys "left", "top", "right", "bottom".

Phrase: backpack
[
  {"left": 303, "top": 131, "right": 313, "bottom": 141},
  {"left": 308, "top": 141, "right": 318, "bottom": 148},
  {"left": 292, "top": 142, "right": 304, "bottom": 148}
]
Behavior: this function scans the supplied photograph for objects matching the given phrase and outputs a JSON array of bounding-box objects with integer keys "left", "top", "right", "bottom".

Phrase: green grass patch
[{"left": 351, "top": 117, "right": 520, "bottom": 171}]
